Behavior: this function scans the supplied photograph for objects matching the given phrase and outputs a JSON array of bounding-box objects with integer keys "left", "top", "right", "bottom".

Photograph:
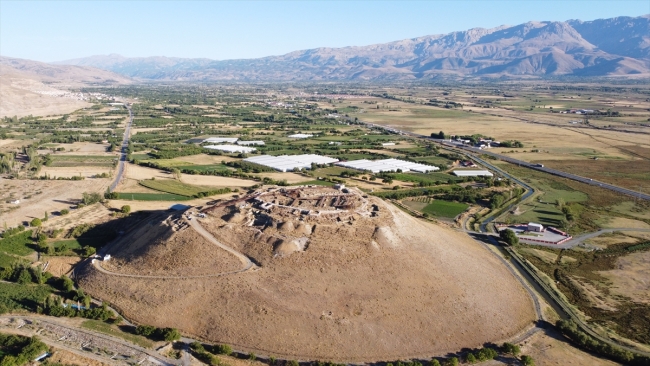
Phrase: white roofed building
[
  {"left": 451, "top": 170, "right": 494, "bottom": 177},
  {"left": 204, "top": 145, "right": 256, "bottom": 153},
  {"left": 244, "top": 154, "right": 338, "bottom": 172},
  {"left": 336, "top": 158, "right": 439, "bottom": 173},
  {"left": 237, "top": 140, "right": 266, "bottom": 146},
  {"left": 203, "top": 137, "right": 239, "bottom": 144},
  {"left": 288, "top": 133, "right": 313, "bottom": 139}
]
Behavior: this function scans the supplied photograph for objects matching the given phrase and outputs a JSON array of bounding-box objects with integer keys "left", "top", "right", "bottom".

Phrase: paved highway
[
  {"left": 363, "top": 122, "right": 650, "bottom": 201},
  {"left": 109, "top": 103, "right": 133, "bottom": 192}
]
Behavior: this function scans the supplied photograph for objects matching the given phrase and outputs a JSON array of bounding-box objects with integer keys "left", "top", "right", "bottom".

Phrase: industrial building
[
  {"left": 451, "top": 169, "right": 494, "bottom": 177},
  {"left": 203, "top": 137, "right": 239, "bottom": 144},
  {"left": 204, "top": 144, "right": 256, "bottom": 153},
  {"left": 244, "top": 154, "right": 339, "bottom": 172},
  {"left": 237, "top": 140, "right": 266, "bottom": 146},
  {"left": 336, "top": 158, "right": 439, "bottom": 173},
  {"left": 527, "top": 223, "right": 544, "bottom": 232},
  {"left": 288, "top": 133, "right": 313, "bottom": 139}
]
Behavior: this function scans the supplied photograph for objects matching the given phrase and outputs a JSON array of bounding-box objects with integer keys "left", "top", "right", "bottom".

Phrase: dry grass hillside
[{"left": 79, "top": 186, "right": 535, "bottom": 362}]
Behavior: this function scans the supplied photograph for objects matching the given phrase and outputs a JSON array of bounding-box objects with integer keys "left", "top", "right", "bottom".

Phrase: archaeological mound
[{"left": 78, "top": 186, "right": 535, "bottom": 362}]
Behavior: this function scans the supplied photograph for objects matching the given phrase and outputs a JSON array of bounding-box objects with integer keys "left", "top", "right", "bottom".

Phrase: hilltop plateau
[{"left": 78, "top": 186, "right": 535, "bottom": 362}]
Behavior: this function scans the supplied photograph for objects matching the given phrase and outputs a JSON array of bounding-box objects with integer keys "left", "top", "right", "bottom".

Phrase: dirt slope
[{"left": 79, "top": 187, "right": 535, "bottom": 362}]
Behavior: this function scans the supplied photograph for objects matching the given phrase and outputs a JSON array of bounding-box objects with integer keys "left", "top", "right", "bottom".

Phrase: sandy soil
[
  {"left": 599, "top": 250, "right": 650, "bottom": 304},
  {"left": 42, "top": 256, "right": 82, "bottom": 277},
  {"left": 0, "top": 178, "right": 111, "bottom": 228},
  {"left": 0, "top": 139, "right": 16, "bottom": 147},
  {"left": 46, "top": 348, "right": 112, "bottom": 366},
  {"left": 50, "top": 142, "right": 113, "bottom": 153},
  {"left": 519, "top": 330, "right": 621, "bottom": 366},
  {"left": 250, "top": 172, "right": 312, "bottom": 184},
  {"left": 180, "top": 174, "right": 258, "bottom": 188},
  {"left": 79, "top": 188, "right": 535, "bottom": 362},
  {"left": 124, "top": 163, "right": 172, "bottom": 180},
  {"left": 106, "top": 194, "right": 235, "bottom": 212},
  {"left": 40, "top": 166, "right": 113, "bottom": 179}
]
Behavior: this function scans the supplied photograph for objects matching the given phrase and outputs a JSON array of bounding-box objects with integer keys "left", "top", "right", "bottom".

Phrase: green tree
[
  {"left": 466, "top": 353, "right": 476, "bottom": 364},
  {"left": 499, "top": 228, "right": 519, "bottom": 246},
  {"left": 430, "top": 359, "right": 441, "bottom": 366},
  {"left": 161, "top": 327, "right": 181, "bottom": 341},
  {"left": 121, "top": 205, "right": 131, "bottom": 214},
  {"left": 444, "top": 357, "right": 458, "bottom": 366},
  {"left": 16, "top": 267, "right": 33, "bottom": 284},
  {"left": 215, "top": 344, "right": 232, "bottom": 355},
  {"left": 60, "top": 209, "right": 69, "bottom": 215},
  {"left": 30, "top": 218, "right": 42, "bottom": 227},
  {"left": 61, "top": 275, "right": 74, "bottom": 292},
  {"left": 502, "top": 342, "right": 521, "bottom": 356},
  {"left": 477, "top": 347, "right": 497, "bottom": 361},
  {"left": 44, "top": 211, "right": 49, "bottom": 221},
  {"left": 521, "top": 355, "right": 534, "bottom": 366}
]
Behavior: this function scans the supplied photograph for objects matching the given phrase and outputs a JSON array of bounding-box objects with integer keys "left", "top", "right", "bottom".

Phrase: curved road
[
  {"left": 109, "top": 103, "right": 133, "bottom": 192},
  {"left": 93, "top": 217, "right": 256, "bottom": 279}
]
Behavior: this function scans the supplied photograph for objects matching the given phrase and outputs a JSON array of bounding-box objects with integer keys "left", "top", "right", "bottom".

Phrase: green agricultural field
[
  {"left": 139, "top": 179, "right": 229, "bottom": 197},
  {"left": 175, "top": 164, "right": 230, "bottom": 173},
  {"left": 130, "top": 153, "right": 152, "bottom": 161},
  {"left": 81, "top": 320, "right": 154, "bottom": 349},
  {"left": 389, "top": 172, "right": 461, "bottom": 185},
  {"left": 0, "top": 231, "right": 34, "bottom": 256},
  {"left": 49, "top": 155, "right": 116, "bottom": 167},
  {"left": 115, "top": 192, "right": 190, "bottom": 201},
  {"left": 0, "top": 282, "right": 53, "bottom": 313},
  {"left": 139, "top": 159, "right": 194, "bottom": 168},
  {"left": 421, "top": 200, "right": 469, "bottom": 218}
]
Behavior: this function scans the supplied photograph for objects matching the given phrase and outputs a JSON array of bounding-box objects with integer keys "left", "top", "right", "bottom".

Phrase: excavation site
[{"left": 77, "top": 186, "right": 536, "bottom": 362}]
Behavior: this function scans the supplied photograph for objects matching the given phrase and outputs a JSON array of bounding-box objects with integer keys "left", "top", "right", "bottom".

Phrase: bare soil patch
[
  {"left": 519, "top": 329, "right": 621, "bottom": 366},
  {"left": 40, "top": 166, "right": 113, "bottom": 179},
  {"left": 124, "top": 163, "right": 172, "bottom": 180},
  {"left": 180, "top": 174, "right": 257, "bottom": 188},
  {"left": 42, "top": 256, "right": 82, "bottom": 277},
  {"left": 0, "top": 179, "right": 110, "bottom": 227}
]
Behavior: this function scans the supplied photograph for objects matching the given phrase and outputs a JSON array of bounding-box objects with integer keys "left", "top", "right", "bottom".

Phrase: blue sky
[{"left": 1, "top": 0, "right": 648, "bottom": 62}]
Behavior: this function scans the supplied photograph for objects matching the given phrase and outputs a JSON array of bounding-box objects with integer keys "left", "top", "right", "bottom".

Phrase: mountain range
[{"left": 52, "top": 15, "right": 650, "bottom": 80}]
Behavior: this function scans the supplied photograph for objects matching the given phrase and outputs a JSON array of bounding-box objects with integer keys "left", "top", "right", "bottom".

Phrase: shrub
[
  {"left": 60, "top": 209, "right": 69, "bottom": 215},
  {"left": 121, "top": 205, "right": 131, "bottom": 214},
  {"left": 214, "top": 344, "right": 232, "bottom": 355},
  {"left": 466, "top": 353, "right": 476, "bottom": 364},
  {"left": 135, "top": 325, "right": 156, "bottom": 337},
  {"left": 502, "top": 342, "right": 520, "bottom": 356},
  {"left": 30, "top": 218, "right": 42, "bottom": 227},
  {"left": 521, "top": 355, "right": 534, "bottom": 366}
]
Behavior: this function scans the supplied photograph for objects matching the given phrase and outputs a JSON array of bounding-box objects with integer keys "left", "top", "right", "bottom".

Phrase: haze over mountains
[{"left": 54, "top": 15, "right": 650, "bottom": 80}]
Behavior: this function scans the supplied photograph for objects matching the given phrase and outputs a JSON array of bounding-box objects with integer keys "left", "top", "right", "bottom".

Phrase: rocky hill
[
  {"left": 78, "top": 186, "right": 535, "bottom": 362},
  {"left": 56, "top": 15, "right": 650, "bottom": 80}
]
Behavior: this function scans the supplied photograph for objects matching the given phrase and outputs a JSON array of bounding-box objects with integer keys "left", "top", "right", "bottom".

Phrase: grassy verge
[{"left": 80, "top": 320, "right": 154, "bottom": 348}]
